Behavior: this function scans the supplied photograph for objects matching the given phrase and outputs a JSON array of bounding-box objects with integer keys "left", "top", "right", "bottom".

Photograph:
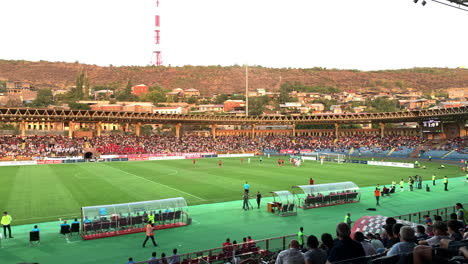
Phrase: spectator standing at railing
[
  {"left": 456, "top": 203, "right": 467, "bottom": 225},
  {"left": 275, "top": 239, "right": 304, "bottom": 264}
]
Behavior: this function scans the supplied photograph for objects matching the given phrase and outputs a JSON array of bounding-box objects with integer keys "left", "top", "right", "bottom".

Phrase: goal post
[{"left": 315, "top": 153, "right": 346, "bottom": 164}]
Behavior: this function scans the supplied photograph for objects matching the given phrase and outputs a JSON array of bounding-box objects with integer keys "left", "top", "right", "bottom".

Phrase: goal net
[{"left": 314, "top": 153, "right": 346, "bottom": 164}]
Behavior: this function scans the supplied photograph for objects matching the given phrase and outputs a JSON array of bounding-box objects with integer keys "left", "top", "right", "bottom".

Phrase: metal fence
[
  {"left": 132, "top": 234, "right": 296, "bottom": 264},
  {"left": 393, "top": 203, "right": 467, "bottom": 225}
]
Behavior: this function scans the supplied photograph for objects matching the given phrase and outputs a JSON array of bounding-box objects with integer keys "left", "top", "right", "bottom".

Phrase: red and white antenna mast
[{"left": 152, "top": 0, "right": 162, "bottom": 66}]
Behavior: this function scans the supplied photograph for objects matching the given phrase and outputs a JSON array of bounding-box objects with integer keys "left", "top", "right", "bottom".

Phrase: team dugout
[
  {"left": 81, "top": 197, "right": 189, "bottom": 240},
  {"left": 293, "top": 181, "right": 360, "bottom": 209}
]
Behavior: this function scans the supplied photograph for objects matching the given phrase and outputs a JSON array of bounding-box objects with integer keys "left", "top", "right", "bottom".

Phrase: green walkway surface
[{"left": 1, "top": 177, "right": 466, "bottom": 264}]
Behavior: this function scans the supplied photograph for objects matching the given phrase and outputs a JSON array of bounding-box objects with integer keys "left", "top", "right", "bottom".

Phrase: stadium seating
[{"left": 0, "top": 135, "right": 466, "bottom": 162}]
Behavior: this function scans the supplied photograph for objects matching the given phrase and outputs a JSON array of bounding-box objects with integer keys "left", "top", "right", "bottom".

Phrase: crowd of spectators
[
  {"left": 122, "top": 202, "right": 467, "bottom": 264},
  {"left": 0, "top": 134, "right": 430, "bottom": 159}
]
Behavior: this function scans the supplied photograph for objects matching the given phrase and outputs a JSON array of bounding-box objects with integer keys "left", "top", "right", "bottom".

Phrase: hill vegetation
[{"left": 0, "top": 60, "right": 467, "bottom": 95}]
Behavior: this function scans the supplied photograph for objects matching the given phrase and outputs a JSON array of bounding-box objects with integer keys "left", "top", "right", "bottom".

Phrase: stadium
[
  {"left": 0, "top": 105, "right": 467, "bottom": 264},
  {"left": 1, "top": 0, "right": 468, "bottom": 264}
]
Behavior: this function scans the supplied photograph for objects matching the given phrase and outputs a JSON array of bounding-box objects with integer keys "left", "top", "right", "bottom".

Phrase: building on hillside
[
  {"left": 224, "top": 100, "right": 245, "bottom": 112},
  {"left": 122, "top": 103, "right": 154, "bottom": 113},
  {"left": 184, "top": 88, "right": 200, "bottom": 97},
  {"left": 448, "top": 88, "right": 468, "bottom": 99},
  {"left": 197, "top": 104, "right": 224, "bottom": 113},
  {"left": 330, "top": 105, "right": 342, "bottom": 114},
  {"left": 52, "top": 89, "right": 68, "bottom": 97},
  {"left": 90, "top": 104, "right": 123, "bottom": 111},
  {"left": 353, "top": 106, "right": 367, "bottom": 113},
  {"left": 279, "top": 102, "right": 302, "bottom": 114},
  {"left": 438, "top": 101, "right": 468, "bottom": 108},
  {"left": 153, "top": 106, "right": 182, "bottom": 114},
  {"left": 92, "top": 89, "right": 114, "bottom": 99},
  {"left": 398, "top": 99, "right": 435, "bottom": 110},
  {"left": 6, "top": 81, "right": 32, "bottom": 92},
  {"left": 307, "top": 103, "right": 325, "bottom": 112},
  {"left": 131, "top": 84, "right": 149, "bottom": 96}
]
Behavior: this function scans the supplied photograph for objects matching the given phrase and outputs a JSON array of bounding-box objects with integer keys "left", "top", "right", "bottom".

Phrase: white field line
[{"left": 105, "top": 165, "right": 206, "bottom": 201}]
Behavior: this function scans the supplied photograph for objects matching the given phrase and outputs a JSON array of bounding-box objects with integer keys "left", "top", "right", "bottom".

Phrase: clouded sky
[{"left": 0, "top": 0, "right": 466, "bottom": 70}]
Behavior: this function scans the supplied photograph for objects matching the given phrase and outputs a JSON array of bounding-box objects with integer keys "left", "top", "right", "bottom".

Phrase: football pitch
[{"left": 0, "top": 157, "right": 464, "bottom": 225}]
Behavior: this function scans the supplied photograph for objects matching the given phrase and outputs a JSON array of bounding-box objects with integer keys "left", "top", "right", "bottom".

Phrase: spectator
[
  {"left": 456, "top": 203, "right": 467, "bottom": 226},
  {"left": 386, "top": 223, "right": 403, "bottom": 249},
  {"left": 366, "top": 233, "right": 384, "bottom": 250},
  {"left": 160, "top": 253, "right": 168, "bottom": 264},
  {"left": 319, "top": 233, "right": 334, "bottom": 255},
  {"left": 415, "top": 225, "right": 428, "bottom": 240},
  {"left": 327, "top": 223, "right": 365, "bottom": 263},
  {"left": 169, "top": 248, "right": 180, "bottom": 264},
  {"left": 304, "top": 235, "right": 327, "bottom": 264},
  {"left": 275, "top": 240, "right": 304, "bottom": 264},
  {"left": 354, "top": 232, "right": 376, "bottom": 256},
  {"left": 223, "top": 238, "right": 233, "bottom": 254},
  {"left": 386, "top": 226, "right": 417, "bottom": 256},
  {"left": 247, "top": 236, "right": 256, "bottom": 249},
  {"left": 419, "top": 221, "right": 450, "bottom": 246},
  {"left": 447, "top": 220, "right": 463, "bottom": 241},
  {"left": 148, "top": 252, "right": 159, "bottom": 264}
]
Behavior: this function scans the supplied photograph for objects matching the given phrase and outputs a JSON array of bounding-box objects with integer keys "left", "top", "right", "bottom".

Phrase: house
[
  {"left": 153, "top": 107, "right": 182, "bottom": 114},
  {"left": 184, "top": 88, "right": 200, "bottom": 97},
  {"left": 198, "top": 104, "right": 224, "bottom": 113},
  {"left": 131, "top": 84, "right": 149, "bottom": 96},
  {"left": 224, "top": 100, "right": 245, "bottom": 112},
  {"left": 330, "top": 105, "right": 342, "bottom": 114},
  {"left": 448, "top": 88, "right": 468, "bottom": 99}
]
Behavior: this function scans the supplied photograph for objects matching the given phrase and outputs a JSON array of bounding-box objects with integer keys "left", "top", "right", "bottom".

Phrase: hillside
[{"left": 1, "top": 59, "right": 468, "bottom": 95}]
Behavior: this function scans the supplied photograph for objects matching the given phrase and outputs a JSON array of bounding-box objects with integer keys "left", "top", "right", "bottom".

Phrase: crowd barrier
[
  {"left": 393, "top": 203, "right": 468, "bottom": 224},
  {"left": 132, "top": 234, "right": 296, "bottom": 264}
]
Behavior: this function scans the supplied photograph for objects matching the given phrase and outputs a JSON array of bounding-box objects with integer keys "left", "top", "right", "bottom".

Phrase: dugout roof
[
  {"left": 81, "top": 197, "right": 187, "bottom": 219},
  {"left": 294, "top": 181, "right": 359, "bottom": 195}
]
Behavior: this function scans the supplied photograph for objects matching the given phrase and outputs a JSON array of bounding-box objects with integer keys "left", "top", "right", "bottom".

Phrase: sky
[{"left": 0, "top": 0, "right": 467, "bottom": 71}]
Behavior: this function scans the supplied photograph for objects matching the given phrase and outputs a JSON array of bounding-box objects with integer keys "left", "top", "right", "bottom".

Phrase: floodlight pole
[{"left": 245, "top": 64, "right": 249, "bottom": 117}]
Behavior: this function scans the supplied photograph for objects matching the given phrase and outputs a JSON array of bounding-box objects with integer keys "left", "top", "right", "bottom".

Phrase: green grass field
[{"left": 0, "top": 157, "right": 464, "bottom": 225}]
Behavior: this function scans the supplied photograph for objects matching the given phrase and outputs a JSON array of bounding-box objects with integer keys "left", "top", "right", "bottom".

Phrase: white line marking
[
  {"left": 105, "top": 165, "right": 206, "bottom": 201},
  {"left": 15, "top": 214, "right": 79, "bottom": 222}
]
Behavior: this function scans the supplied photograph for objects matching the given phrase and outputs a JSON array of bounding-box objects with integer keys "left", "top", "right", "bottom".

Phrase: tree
[
  {"left": 141, "top": 86, "right": 167, "bottom": 104},
  {"left": 75, "top": 69, "right": 85, "bottom": 99},
  {"left": 68, "top": 102, "right": 91, "bottom": 110},
  {"left": 248, "top": 96, "right": 269, "bottom": 116},
  {"left": 116, "top": 79, "right": 138, "bottom": 102},
  {"left": 31, "top": 89, "right": 53, "bottom": 107},
  {"left": 366, "top": 97, "right": 399, "bottom": 112},
  {"left": 214, "top": 94, "right": 229, "bottom": 104},
  {"left": 187, "top": 96, "right": 198, "bottom": 104}
]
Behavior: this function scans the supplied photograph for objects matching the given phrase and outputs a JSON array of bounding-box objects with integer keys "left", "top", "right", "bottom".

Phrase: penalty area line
[{"left": 104, "top": 165, "right": 206, "bottom": 201}]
